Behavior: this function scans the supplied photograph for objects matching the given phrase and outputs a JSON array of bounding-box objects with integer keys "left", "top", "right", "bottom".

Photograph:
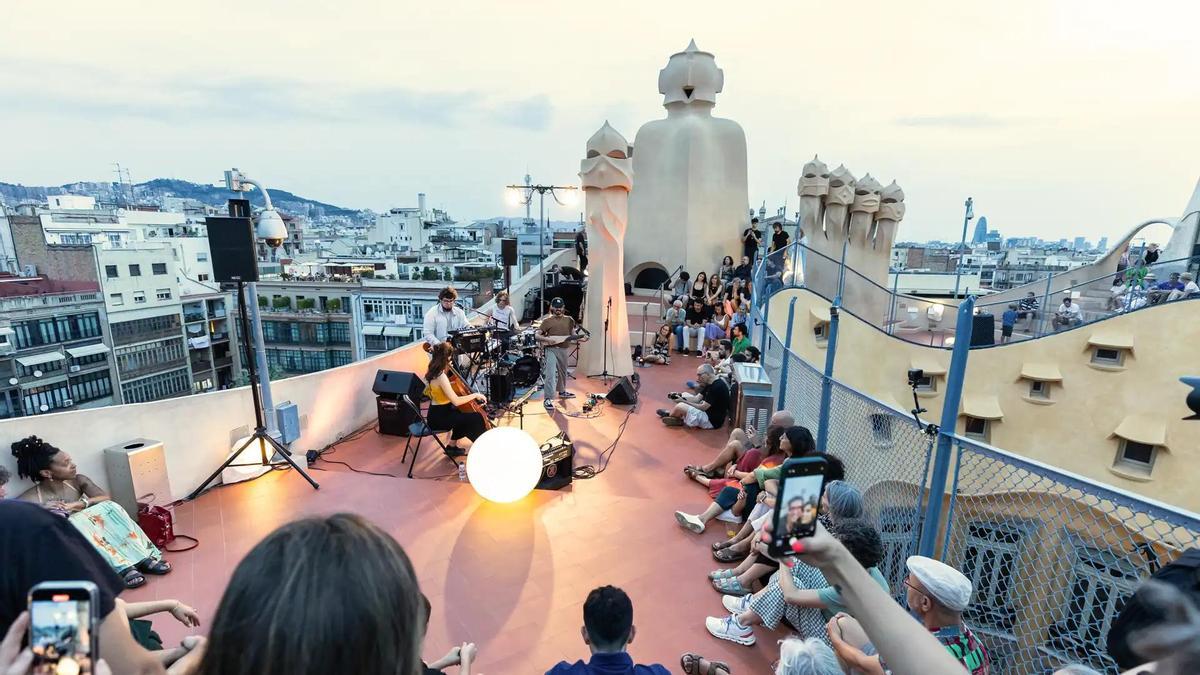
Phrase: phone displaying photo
[
  {"left": 769, "top": 456, "right": 828, "bottom": 557},
  {"left": 28, "top": 581, "right": 99, "bottom": 675}
]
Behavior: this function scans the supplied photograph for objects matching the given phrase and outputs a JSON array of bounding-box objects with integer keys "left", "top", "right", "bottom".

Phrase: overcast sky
[{"left": 3, "top": 1, "right": 1199, "bottom": 242}]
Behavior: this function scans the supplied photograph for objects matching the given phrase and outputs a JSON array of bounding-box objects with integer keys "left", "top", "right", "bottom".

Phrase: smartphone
[
  {"left": 768, "top": 456, "right": 828, "bottom": 557},
  {"left": 28, "top": 581, "right": 99, "bottom": 675}
]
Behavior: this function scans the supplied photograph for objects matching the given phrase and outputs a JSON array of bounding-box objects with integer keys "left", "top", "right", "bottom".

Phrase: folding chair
[{"left": 400, "top": 394, "right": 459, "bottom": 479}]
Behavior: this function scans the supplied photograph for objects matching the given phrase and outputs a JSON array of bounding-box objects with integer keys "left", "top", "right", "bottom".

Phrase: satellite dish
[
  {"left": 33, "top": 370, "right": 43, "bottom": 378},
  {"left": 39, "top": 404, "right": 49, "bottom": 412},
  {"left": 7, "top": 377, "right": 16, "bottom": 385}
]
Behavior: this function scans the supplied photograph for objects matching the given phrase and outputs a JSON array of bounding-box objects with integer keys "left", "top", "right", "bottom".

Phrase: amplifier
[
  {"left": 732, "top": 362, "right": 773, "bottom": 443},
  {"left": 450, "top": 328, "right": 487, "bottom": 354},
  {"left": 537, "top": 434, "right": 574, "bottom": 491}
]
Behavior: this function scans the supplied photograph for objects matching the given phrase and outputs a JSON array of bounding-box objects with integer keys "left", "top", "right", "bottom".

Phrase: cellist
[{"left": 423, "top": 341, "right": 489, "bottom": 456}]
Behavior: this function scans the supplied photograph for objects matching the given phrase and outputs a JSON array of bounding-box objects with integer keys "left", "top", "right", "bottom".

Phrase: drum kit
[{"left": 450, "top": 321, "right": 545, "bottom": 404}]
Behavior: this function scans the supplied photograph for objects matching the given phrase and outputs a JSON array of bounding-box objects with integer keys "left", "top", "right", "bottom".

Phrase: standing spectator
[
  {"left": 743, "top": 219, "right": 763, "bottom": 264},
  {"left": 718, "top": 256, "right": 736, "bottom": 286},
  {"left": 770, "top": 222, "right": 790, "bottom": 253},
  {"left": 1141, "top": 243, "right": 1161, "bottom": 266},
  {"left": 682, "top": 298, "right": 711, "bottom": 356},
  {"left": 1000, "top": 304, "right": 1018, "bottom": 343},
  {"left": 1018, "top": 291, "right": 1040, "bottom": 329},
  {"left": 574, "top": 229, "right": 588, "bottom": 272},
  {"left": 1051, "top": 296, "right": 1083, "bottom": 331},
  {"left": 1115, "top": 244, "right": 1131, "bottom": 282},
  {"left": 546, "top": 586, "right": 668, "bottom": 675},
  {"left": 658, "top": 364, "right": 729, "bottom": 429},
  {"left": 665, "top": 299, "right": 687, "bottom": 351}
]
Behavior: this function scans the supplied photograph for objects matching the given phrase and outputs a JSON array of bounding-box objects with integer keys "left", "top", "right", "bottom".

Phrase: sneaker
[
  {"left": 656, "top": 408, "right": 671, "bottom": 418},
  {"left": 705, "top": 614, "right": 755, "bottom": 646},
  {"left": 715, "top": 509, "right": 740, "bottom": 524},
  {"left": 686, "top": 380, "right": 699, "bottom": 389},
  {"left": 544, "top": 399, "right": 555, "bottom": 411},
  {"left": 558, "top": 391, "right": 576, "bottom": 399},
  {"left": 722, "top": 594, "right": 752, "bottom": 615},
  {"left": 662, "top": 416, "right": 683, "bottom": 427},
  {"left": 674, "top": 511, "right": 705, "bottom": 534}
]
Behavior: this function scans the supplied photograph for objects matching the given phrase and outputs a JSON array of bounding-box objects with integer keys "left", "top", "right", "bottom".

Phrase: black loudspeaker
[
  {"left": 606, "top": 375, "right": 638, "bottom": 405},
  {"left": 970, "top": 313, "right": 996, "bottom": 347},
  {"left": 537, "top": 435, "right": 574, "bottom": 491},
  {"left": 488, "top": 367, "right": 514, "bottom": 405},
  {"left": 372, "top": 370, "right": 425, "bottom": 436},
  {"left": 501, "top": 238, "right": 517, "bottom": 267},
  {"left": 206, "top": 216, "right": 259, "bottom": 283}
]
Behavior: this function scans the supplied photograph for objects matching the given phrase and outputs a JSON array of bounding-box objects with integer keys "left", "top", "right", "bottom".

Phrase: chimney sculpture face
[
  {"left": 581, "top": 122, "right": 633, "bottom": 192},
  {"left": 657, "top": 39, "right": 724, "bottom": 106}
]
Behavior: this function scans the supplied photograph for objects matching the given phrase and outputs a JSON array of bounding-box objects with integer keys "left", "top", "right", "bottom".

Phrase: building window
[
  {"left": 110, "top": 293, "right": 124, "bottom": 307},
  {"left": 133, "top": 291, "right": 146, "bottom": 304},
  {"left": 330, "top": 350, "right": 353, "bottom": 367},
  {"left": 156, "top": 289, "right": 172, "bottom": 301},
  {"left": 105, "top": 265, "right": 119, "bottom": 279},
  {"left": 914, "top": 374, "right": 936, "bottom": 392},
  {"left": 1091, "top": 347, "right": 1124, "bottom": 366},
  {"left": 814, "top": 323, "right": 827, "bottom": 344},
  {"left": 129, "top": 264, "right": 142, "bottom": 277},
  {"left": 1029, "top": 380, "right": 1051, "bottom": 400},
  {"left": 877, "top": 507, "right": 921, "bottom": 602},
  {"left": 1045, "top": 542, "right": 1143, "bottom": 666},
  {"left": 964, "top": 416, "right": 989, "bottom": 442},
  {"left": 1113, "top": 440, "right": 1157, "bottom": 476},
  {"left": 22, "top": 382, "right": 72, "bottom": 415},
  {"left": 152, "top": 262, "right": 168, "bottom": 275},
  {"left": 69, "top": 370, "right": 112, "bottom": 403},
  {"left": 197, "top": 252, "right": 208, "bottom": 262},
  {"left": 198, "top": 274, "right": 210, "bottom": 282},
  {"left": 869, "top": 413, "right": 894, "bottom": 447}
]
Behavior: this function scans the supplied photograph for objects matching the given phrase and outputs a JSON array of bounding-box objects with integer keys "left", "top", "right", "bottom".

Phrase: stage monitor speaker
[
  {"left": 606, "top": 375, "right": 638, "bottom": 405},
  {"left": 373, "top": 370, "right": 424, "bottom": 398},
  {"left": 206, "top": 216, "right": 259, "bottom": 283},
  {"left": 537, "top": 435, "right": 574, "bottom": 491},
  {"left": 501, "top": 238, "right": 517, "bottom": 267}
]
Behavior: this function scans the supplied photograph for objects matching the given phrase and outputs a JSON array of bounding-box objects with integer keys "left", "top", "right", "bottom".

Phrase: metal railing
[{"left": 752, "top": 266, "right": 1200, "bottom": 674}]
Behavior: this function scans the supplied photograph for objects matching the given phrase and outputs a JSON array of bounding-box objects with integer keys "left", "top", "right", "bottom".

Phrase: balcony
[
  {"left": 183, "top": 312, "right": 206, "bottom": 324},
  {"left": 118, "top": 357, "right": 188, "bottom": 380},
  {"left": 213, "top": 356, "right": 233, "bottom": 369},
  {"left": 113, "top": 326, "right": 182, "bottom": 346}
]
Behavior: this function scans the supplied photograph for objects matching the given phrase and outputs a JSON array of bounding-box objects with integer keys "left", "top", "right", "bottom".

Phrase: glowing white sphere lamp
[
  {"left": 465, "top": 427, "right": 542, "bottom": 503},
  {"left": 556, "top": 187, "right": 579, "bottom": 207}
]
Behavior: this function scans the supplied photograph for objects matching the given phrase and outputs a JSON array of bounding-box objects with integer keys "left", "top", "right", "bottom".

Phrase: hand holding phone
[
  {"left": 768, "top": 456, "right": 828, "bottom": 558},
  {"left": 28, "top": 581, "right": 99, "bottom": 675}
]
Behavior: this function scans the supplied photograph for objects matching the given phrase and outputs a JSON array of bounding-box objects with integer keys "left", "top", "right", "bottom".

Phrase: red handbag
[{"left": 137, "top": 496, "right": 198, "bottom": 552}]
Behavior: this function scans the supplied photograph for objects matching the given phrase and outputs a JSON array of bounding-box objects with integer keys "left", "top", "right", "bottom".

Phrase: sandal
[
  {"left": 714, "top": 546, "right": 748, "bottom": 563},
  {"left": 711, "top": 539, "right": 734, "bottom": 552},
  {"left": 684, "top": 466, "right": 700, "bottom": 479},
  {"left": 136, "top": 558, "right": 172, "bottom": 575},
  {"left": 680, "top": 653, "right": 730, "bottom": 675},
  {"left": 121, "top": 567, "right": 147, "bottom": 589},
  {"left": 708, "top": 568, "right": 736, "bottom": 580},
  {"left": 712, "top": 576, "right": 752, "bottom": 595}
]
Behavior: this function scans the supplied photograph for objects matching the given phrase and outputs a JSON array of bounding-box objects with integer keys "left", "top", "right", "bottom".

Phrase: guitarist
[{"left": 536, "top": 297, "right": 587, "bottom": 411}]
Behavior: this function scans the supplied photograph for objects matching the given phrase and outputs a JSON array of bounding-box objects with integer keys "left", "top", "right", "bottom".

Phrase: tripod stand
[
  {"left": 187, "top": 281, "right": 319, "bottom": 499},
  {"left": 587, "top": 297, "right": 615, "bottom": 384}
]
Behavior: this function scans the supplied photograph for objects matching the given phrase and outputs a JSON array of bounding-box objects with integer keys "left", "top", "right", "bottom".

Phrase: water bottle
[{"left": 457, "top": 462, "right": 467, "bottom": 482}]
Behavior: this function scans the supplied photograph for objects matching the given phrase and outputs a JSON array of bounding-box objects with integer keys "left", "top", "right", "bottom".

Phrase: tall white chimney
[{"left": 418, "top": 193, "right": 427, "bottom": 218}]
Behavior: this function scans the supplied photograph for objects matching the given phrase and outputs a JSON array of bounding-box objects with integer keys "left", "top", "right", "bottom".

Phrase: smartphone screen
[
  {"left": 769, "top": 456, "right": 828, "bottom": 557},
  {"left": 28, "top": 582, "right": 98, "bottom": 675}
]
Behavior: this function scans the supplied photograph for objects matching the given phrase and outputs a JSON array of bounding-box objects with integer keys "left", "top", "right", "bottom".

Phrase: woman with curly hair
[{"left": 12, "top": 435, "right": 171, "bottom": 588}]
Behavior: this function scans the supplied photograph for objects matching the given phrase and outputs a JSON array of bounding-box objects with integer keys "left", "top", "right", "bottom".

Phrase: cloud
[
  {"left": 891, "top": 113, "right": 1025, "bottom": 129},
  {"left": 493, "top": 95, "right": 554, "bottom": 131}
]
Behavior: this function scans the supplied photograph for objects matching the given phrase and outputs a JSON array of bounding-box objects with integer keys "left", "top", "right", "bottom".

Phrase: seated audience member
[
  {"left": 196, "top": 513, "right": 426, "bottom": 675},
  {"left": 1151, "top": 272, "right": 1185, "bottom": 303},
  {"left": 706, "top": 274, "right": 724, "bottom": 307},
  {"left": 705, "top": 302, "right": 730, "bottom": 353},
  {"left": 0, "top": 500, "right": 194, "bottom": 674},
  {"left": 684, "top": 426, "right": 785, "bottom": 523},
  {"left": 674, "top": 426, "right": 818, "bottom": 535},
  {"left": 730, "top": 322, "right": 751, "bottom": 356},
  {"left": 732, "top": 256, "right": 753, "bottom": 282},
  {"left": 421, "top": 595, "right": 476, "bottom": 675},
  {"left": 680, "top": 637, "right": 839, "bottom": 675},
  {"left": 1105, "top": 579, "right": 1200, "bottom": 675},
  {"left": 826, "top": 555, "right": 990, "bottom": 675},
  {"left": 12, "top": 435, "right": 172, "bottom": 589},
  {"left": 546, "top": 585, "right": 668, "bottom": 675},
  {"left": 670, "top": 271, "right": 691, "bottom": 305},
  {"left": 658, "top": 364, "right": 729, "bottom": 430},
  {"left": 730, "top": 301, "right": 750, "bottom": 329},
  {"left": 1051, "top": 296, "right": 1083, "bottom": 330},
  {"left": 681, "top": 298, "right": 711, "bottom": 355},
  {"left": 718, "top": 256, "right": 736, "bottom": 286},
  {"left": 688, "top": 411, "right": 795, "bottom": 480},
  {"left": 691, "top": 271, "right": 710, "bottom": 304},
  {"left": 708, "top": 519, "right": 886, "bottom": 646},
  {"left": 639, "top": 324, "right": 673, "bottom": 365},
  {"left": 1170, "top": 271, "right": 1199, "bottom": 300},
  {"left": 723, "top": 278, "right": 745, "bottom": 317},
  {"left": 665, "top": 299, "right": 687, "bottom": 350},
  {"left": 1017, "top": 291, "right": 1039, "bottom": 327}
]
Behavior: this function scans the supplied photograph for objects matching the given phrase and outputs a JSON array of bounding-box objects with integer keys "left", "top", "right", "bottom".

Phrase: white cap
[{"left": 906, "top": 556, "right": 973, "bottom": 612}]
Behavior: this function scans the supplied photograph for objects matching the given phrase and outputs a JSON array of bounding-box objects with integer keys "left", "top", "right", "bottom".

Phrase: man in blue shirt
[
  {"left": 545, "top": 586, "right": 669, "bottom": 675},
  {"left": 1000, "top": 304, "right": 1019, "bottom": 343}
]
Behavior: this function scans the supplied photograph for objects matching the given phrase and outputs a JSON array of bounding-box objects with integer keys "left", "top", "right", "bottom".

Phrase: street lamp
[
  {"left": 505, "top": 181, "right": 578, "bottom": 315},
  {"left": 953, "top": 197, "right": 974, "bottom": 298}
]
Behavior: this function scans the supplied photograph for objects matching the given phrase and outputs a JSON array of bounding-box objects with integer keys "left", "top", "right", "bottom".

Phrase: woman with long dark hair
[
  {"left": 691, "top": 271, "right": 709, "bottom": 302},
  {"left": 424, "top": 342, "right": 488, "bottom": 455},
  {"left": 11, "top": 436, "right": 171, "bottom": 588},
  {"left": 718, "top": 255, "right": 736, "bottom": 285},
  {"left": 196, "top": 513, "right": 440, "bottom": 675}
]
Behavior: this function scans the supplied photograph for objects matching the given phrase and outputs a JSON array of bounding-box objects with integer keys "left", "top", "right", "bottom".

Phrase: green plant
[
  {"left": 360, "top": 269, "right": 375, "bottom": 279},
  {"left": 257, "top": 296, "right": 269, "bottom": 308},
  {"left": 297, "top": 298, "right": 316, "bottom": 311},
  {"left": 421, "top": 267, "right": 440, "bottom": 281},
  {"left": 272, "top": 296, "right": 292, "bottom": 310},
  {"left": 326, "top": 298, "right": 342, "bottom": 312}
]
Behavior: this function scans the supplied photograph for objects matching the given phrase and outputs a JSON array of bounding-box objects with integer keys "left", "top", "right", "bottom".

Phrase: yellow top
[{"left": 425, "top": 377, "right": 451, "bottom": 405}]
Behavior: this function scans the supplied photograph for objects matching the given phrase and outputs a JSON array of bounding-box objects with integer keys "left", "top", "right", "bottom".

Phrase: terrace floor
[{"left": 125, "top": 352, "right": 789, "bottom": 672}]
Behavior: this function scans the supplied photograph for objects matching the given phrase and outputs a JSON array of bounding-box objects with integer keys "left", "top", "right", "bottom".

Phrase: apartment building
[
  {"left": 355, "top": 280, "right": 478, "bottom": 357},
  {"left": 245, "top": 280, "right": 356, "bottom": 376}
]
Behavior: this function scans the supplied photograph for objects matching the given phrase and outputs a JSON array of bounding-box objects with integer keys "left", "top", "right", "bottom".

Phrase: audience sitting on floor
[
  {"left": 681, "top": 637, "right": 839, "bottom": 675},
  {"left": 546, "top": 585, "right": 668, "bottom": 675},
  {"left": 10, "top": 435, "right": 172, "bottom": 589},
  {"left": 638, "top": 324, "right": 673, "bottom": 366},
  {"left": 421, "top": 595, "right": 476, "bottom": 675},
  {"left": 658, "top": 364, "right": 729, "bottom": 430},
  {"left": 689, "top": 410, "right": 794, "bottom": 480},
  {"left": 826, "top": 555, "right": 990, "bottom": 674}
]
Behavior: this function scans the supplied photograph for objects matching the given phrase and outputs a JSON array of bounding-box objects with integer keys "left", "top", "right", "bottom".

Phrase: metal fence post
[
  {"left": 759, "top": 293, "right": 772, "bottom": 355},
  {"left": 790, "top": 242, "right": 800, "bottom": 290},
  {"left": 887, "top": 272, "right": 900, "bottom": 335},
  {"left": 1039, "top": 271, "right": 1054, "bottom": 337},
  {"left": 917, "top": 295, "right": 975, "bottom": 558},
  {"left": 815, "top": 298, "right": 841, "bottom": 453},
  {"left": 777, "top": 297, "right": 798, "bottom": 411}
]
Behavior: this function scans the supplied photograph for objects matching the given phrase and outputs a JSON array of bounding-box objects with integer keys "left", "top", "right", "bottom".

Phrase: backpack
[{"left": 1107, "top": 548, "right": 1200, "bottom": 668}]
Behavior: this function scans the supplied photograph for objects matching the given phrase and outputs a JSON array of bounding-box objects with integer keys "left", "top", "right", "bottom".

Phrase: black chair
[{"left": 401, "top": 394, "right": 459, "bottom": 479}]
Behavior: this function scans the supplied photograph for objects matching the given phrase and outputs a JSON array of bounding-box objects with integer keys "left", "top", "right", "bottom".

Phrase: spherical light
[
  {"left": 465, "top": 427, "right": 542, "bottom": 503},
  {"left": 556, "top": 188, "right": 579, "bottom": 207}
]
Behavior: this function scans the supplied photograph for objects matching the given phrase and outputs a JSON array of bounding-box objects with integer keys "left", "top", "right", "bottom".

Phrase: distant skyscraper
[
  {"left": 971, "top": 216, "right": 988, "bottom": 244},
  {"left": 1073, "top": 236, "right": 1086, "bottom": 250},
  {"left": 1097, "top": 236, "right": 1109, "bottom": 251}
]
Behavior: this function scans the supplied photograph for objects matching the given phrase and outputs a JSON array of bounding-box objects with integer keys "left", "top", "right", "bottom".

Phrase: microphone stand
[{"left": 587, "top": 296, "right": 615, "bottom": 384}]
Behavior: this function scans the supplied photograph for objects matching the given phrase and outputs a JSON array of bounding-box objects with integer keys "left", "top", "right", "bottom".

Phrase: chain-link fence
[{"left": 750, "top": 284, "right": 1200, "bottom": 674}]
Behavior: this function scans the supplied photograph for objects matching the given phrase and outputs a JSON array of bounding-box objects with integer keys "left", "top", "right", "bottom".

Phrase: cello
[{"left": 423, "top": 341, "right": 493, "bottom": 431}]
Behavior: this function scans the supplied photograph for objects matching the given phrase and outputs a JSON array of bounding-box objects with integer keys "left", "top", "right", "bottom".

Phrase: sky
[{"left": 3, "top": 0, "right": 1200, "bottom": 243}]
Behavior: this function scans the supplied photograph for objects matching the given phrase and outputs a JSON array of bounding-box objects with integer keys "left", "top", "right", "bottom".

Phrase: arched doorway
[{"left": 630, "top": 263, "right": 669, "bottom": 291}]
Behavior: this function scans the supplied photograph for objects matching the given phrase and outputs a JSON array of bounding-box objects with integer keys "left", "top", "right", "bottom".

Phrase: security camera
[
  {"left": 907, "top": 368, "right": 924, "bottom": 387},
  {"left": 1182, "top": 376, "right": 1200, "bottom": 420},
  {"left": 263, "top": 236, "right": 285, "bottom": 249}
]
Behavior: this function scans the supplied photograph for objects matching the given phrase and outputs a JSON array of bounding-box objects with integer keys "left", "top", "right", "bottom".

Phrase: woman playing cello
[{"left": 424, "top": 341, "right": 489, "bottom": 456}]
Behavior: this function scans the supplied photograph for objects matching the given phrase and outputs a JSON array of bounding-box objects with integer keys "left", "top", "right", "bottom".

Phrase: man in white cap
[
  {"left": 826, "top": 555, "right": 991, "bottom": 674},
  {"left": 1168, "top": 272, "right": 1198, "bottom": 301}
]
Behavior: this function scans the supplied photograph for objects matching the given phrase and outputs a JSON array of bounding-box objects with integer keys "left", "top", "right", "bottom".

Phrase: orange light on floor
[{"left": 465, "top": 427, "right": 542, "bottom": 503}]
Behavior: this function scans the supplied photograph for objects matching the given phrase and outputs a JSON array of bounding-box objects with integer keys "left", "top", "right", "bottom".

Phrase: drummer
[{"left": 489, "top": 290, "right": 521, "bottom": 335}]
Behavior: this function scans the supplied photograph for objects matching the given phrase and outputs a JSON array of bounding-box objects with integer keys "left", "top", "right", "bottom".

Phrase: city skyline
[{"left": 3, "top": 2, "right": 1199, "bottom": 243}]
